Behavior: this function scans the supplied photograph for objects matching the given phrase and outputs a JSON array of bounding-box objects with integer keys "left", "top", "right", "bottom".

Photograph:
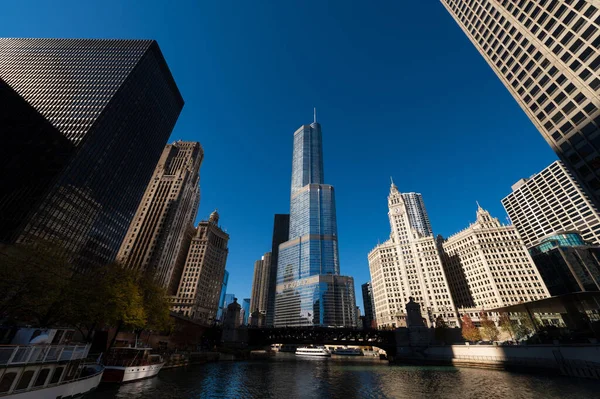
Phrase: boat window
[
  {"left": 64, "top": 362, "right": 79, "bottom": 381},
  {"left": 51, "top": 330, "right": 64, "bottom": 344},
  {"left": 16, "top": 370, "right": 35, "bottom": 390},
  {"left": 50, "top": 367, "right": 64, "bottom": 384},
  {"left": 0, "top": 372, "right": 17, "bottom": 393},
  {"left": 34, "top": 369, "right": 51, "bottom": 387}
]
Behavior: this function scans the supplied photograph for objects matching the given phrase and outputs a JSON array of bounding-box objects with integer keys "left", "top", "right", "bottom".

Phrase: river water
[{"left": 88, "top": 353, "right": 600, "bottom": 399}]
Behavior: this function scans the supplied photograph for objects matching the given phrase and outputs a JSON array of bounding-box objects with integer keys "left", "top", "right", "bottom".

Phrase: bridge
[{"left": 246, "top": 327, "right": 397, "bottom": 355}]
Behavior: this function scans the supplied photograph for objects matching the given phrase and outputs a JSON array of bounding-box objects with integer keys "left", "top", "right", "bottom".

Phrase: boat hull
[
  {"left": 295, "top": 353, "right": 331, "bottom": 358},
  {"left": 102, "top": 362, "right": 164, "bottom": 383},
  {"left": 3, "top": 368, "right": 103, "bottom": 399},
  {"left": 333, "top": 352, "right": 364, "bottom": 356}
]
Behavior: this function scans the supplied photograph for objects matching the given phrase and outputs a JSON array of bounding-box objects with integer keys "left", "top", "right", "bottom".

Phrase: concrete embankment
[{"left": 394, "top": 344, "right": 600, "bottom": 379}]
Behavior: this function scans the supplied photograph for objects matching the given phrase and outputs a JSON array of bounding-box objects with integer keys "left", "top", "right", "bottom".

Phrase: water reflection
[{"left": 88, "top": 353, "right": 600, "bottom": 399}]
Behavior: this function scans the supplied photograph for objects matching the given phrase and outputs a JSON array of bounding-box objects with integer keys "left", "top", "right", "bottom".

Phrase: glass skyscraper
[
  {"left": 274, "top": 115, "right": 357, "bottom": 328},
  {"left": 0, "top": 38, "right": 183, "bottom": 268}
]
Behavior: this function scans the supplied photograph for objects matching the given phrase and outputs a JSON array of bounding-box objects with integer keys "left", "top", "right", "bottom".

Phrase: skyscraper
[
  {"left": 529, "top": 231, "right": 600, "bottom": 295},
  {"left": 361, "top": 282, "right": 377, "bottom": 329},
  {"left": 368, "top": 182, "right": 459, "bottom": 328},
  {"left": 266, "top": 214, "right": 290, "bottom": 327},
  {"left": 250, "top": 252, "right": 272, "bottom": 326},
  {"left": 502, "top": 160, "right": 600, "bottom": 247},
  {"left": 0, "top": 38, "right": 183, "bottom": 267},
  {"left": 216, "top": 270, "right": 229, "bottom": 321},
  {"left": 439, "top": 206, "right": 550, "bottom": 320},
  {"left": 117, "top": 141, "right": 202, "bottom": 289},
  {"left": 402, "top": 192, "right": 433, "bottom": 237},
  {"left": 441, "top": 1, "right": 600, "bottom": 204},
  {"left": 170, "top": 211, "right": 229, "bottom": 324},
  {"left": 274, "top": 113, "right": 357, "bottom": 328},
  {"left": 241, "top": 298, "right": 251, "bottom": 325}
]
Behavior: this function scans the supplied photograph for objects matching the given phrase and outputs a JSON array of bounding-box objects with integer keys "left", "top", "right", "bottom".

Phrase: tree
[
  {"left": 0, "top": 242, "right": 75, "bottom": 327},
  {"left": 498, "top": 312, "right": 514, "bottom": 341},
  {"left": 480, "top": 311, "right": 499, "bottom": 341},
  {"left": 514, "top": 312, "right": 534, "bottom": 341},
  {"left": 135, "top": 273, "right": 174, "bottom": 344},
  {"left": 1, "top": 242, "right": 173, "bottom": 349},
  {"left": 434, "top": 315, "right": 449, "bottom": 344},
  {"left": 101, "top": 265, "right": 147, "bottom": 349},
  {"left": 461, "top": 314, "right": 481, "bottom": 342}
]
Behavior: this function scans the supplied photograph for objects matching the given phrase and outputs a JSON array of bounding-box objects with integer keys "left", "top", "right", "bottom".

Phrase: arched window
[
  {"left": 0, "top": 372, "right": 17, "bottom": 393},
  {"left": 33, "top": 369, "right": 51, "bottom": 387},
  {"left": 16, "top": 370, "right": 35, "bottom": 391}
]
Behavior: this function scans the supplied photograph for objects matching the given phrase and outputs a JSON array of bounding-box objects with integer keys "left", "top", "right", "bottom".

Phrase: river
[{"left": 88, "top": 353, "right": 600, "bottom": 398}]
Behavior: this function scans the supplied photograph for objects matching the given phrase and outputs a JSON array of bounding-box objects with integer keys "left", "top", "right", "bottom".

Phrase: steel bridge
[{"left": 246, "top": 327, "right": 397, "bottom": 355}]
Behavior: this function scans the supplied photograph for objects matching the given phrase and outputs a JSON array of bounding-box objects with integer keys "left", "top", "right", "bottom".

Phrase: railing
[{"left": 0, "top": 344, "right": 90, "bottom": 366}]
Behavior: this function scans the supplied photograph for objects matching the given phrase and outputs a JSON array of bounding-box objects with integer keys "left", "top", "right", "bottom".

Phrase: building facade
[
  {"left": 530, "top": 231, "right": 600, "bottom": 295},
  {"left": 274, "top": 115, "right": 357, "bottom": 328},
  {"left": 266, "top": 214, "right": 290, "bottom": 327},
  {"left": 117, "top": 141, "right": 202, "bottom": 289},
  {"left": 439, "top": 206, "right": 550, "bottom": 319},
  {"left": 368, "top": 183, "right": 459, "bottom": 328},
  {"left": 241, "top": 298, "right": 251, "bottom": 325},
  {"left": 402, "top": 192, "right": 433, "bottom": 237},
  {"left": 441, "top": 1, "right": 600, "bottom": 205},
  {"left": 170, "top": 211, "right": 229, "bottom": 324},
  {"left": 361, "top": 282, "right": 377, "bottom": 329},
  {"left": 502, "top": 160, "right": 600, "bottom": 247},
  {"left": 250, "top": 252, "right": 272, "bottom": 326},
  {"left": 0, "top": 39, "right": 183, "bottom": 267},
  {"left": 216, "top": 270, "right": 229, "bottom": 321}
]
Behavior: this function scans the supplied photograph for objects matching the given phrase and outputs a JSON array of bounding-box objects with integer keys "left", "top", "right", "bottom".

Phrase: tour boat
[
  {"left": 295, "top": 346, "right": 331, "bottom": 357},
  {"left": 101, "top": 347, "right": 164, "bottom": 383},
  {"left": 0, "top": 328, "right": 104, "bottom": 398},
  {"left": 332, "top": 347, "right": 363, "bottom": 356}
]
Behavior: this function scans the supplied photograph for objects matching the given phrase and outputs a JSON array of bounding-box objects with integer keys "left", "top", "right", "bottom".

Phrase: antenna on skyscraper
[{"left": 314, "top": 107, "right": 317, "bottom": 123}]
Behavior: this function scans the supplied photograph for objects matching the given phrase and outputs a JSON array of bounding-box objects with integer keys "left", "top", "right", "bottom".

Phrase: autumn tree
[
  {"left": 461, "top": 314, "right": 481, "bottom": 342},
  {"left": 480, "top": 311, "right": 500, "bottom": 341},
  {"left": 498, "top": 312, "right": 514, "bottom": 341}
]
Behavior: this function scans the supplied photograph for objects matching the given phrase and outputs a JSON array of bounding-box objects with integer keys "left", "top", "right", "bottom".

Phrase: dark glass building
[
  {"left": 266, "top": 214, "right": 290, "bottom": 327},
  {"left": 0, "top": 38, "right": 183, "bottom": 267},
  {"left": 530, "top": 232, "right": 600, "bottom": 295},
  {"left": 361, "top": 282, "right": 377, "bottom": 329}
]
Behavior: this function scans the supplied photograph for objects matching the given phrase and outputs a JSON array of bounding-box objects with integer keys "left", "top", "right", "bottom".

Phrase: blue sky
[{"left": 4, "top": 0, "right": 557, "bottom": 309}]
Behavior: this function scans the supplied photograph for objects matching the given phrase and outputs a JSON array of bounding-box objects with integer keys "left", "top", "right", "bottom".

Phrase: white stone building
[
  {"left": 368, "top": 182, "right": 459, "bottom": 328},
  {"left": 439, "top": 206, "right": 550, "bottom": 321},
  {"left": 502, "top": 160, "right": 600, "bottom": 247}
]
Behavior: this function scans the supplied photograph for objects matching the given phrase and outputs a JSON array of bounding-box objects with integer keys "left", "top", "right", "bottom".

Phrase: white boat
[
  {"left": 332, "top": 347, "right": 363, "bottom": 356},
  {"left": 0, "top": 328, "right": 104, "bottom": 398},
  {"left": 295, "top": 346, "right": 331, "bottom": 357},
  {"left": 101, "top": 347, "right": 164, "bottom": 383}
]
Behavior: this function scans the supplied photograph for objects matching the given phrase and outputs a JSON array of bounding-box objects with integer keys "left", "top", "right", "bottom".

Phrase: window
[
  {"left": 15, "top": 371, "right": 34, "bottom": 391},
  {"left": 49, "top": 367, "right": 64, "bottom": 385},
  {"left": 33, "top": 369, "right": 50, "bottom": 387},
  {"left": 0, "top": 373, "right": 17, "bottom": 393}
]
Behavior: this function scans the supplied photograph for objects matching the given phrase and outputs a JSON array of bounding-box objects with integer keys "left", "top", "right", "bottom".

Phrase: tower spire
[{"left": 313, "top": 107, "right": 317, "bottom": 124}]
